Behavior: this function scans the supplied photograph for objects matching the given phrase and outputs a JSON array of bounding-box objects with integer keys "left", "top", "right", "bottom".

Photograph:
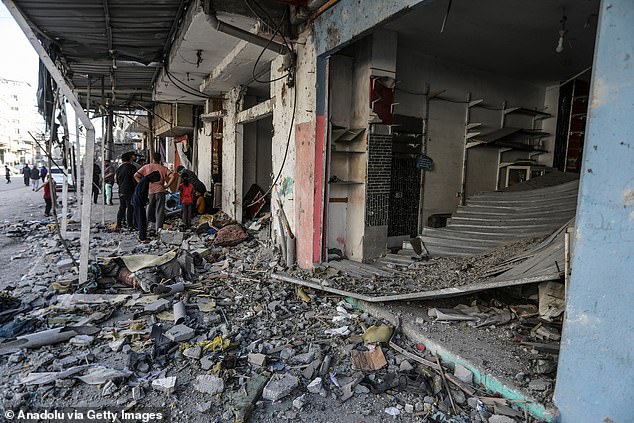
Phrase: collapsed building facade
[{"left": 2, "top": 0, "right": 633, "bottom": 422}]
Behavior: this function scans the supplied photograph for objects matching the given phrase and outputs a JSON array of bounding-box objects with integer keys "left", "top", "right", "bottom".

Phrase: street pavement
[{"left": 0, "top": 178, "right": 119, "bottom": 288}]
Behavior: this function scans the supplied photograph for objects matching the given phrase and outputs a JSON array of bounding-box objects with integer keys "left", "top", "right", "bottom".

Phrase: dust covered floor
[{"left": 0, "top": 213, "right": 552, "bottom": 422}]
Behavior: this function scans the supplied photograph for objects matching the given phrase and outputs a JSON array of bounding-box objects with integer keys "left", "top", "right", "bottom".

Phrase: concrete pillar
[
  {"left": 221, "top": 86, "right": 244, "bottom": 220},
  {"left": 554, "top": 2, "right": 634, "bottom": 422}
]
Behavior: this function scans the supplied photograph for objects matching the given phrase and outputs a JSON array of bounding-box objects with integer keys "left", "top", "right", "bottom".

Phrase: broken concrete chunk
[
  {"left": 196, "top": 402, "right": 212, "bottom": 413},
  {"left": 160, "top": 230, "right": 184, "bottom": 246},
  {"left": 56, "top": 258, "right": 75, "bottom": 271},
  {"left": 488, "top": 415, "right": 516, "bottom": 423},
  {"left": 262, "top": 373, "right": 299, "bottom": 401},
  {"left": 291, "top": 351, "right": 315, "bottom": 365},
  {"left": 307, "top": 377, "right": 323, "bottom": 394},
  {"left": 399, "top": 360, "right": 414, "bottom": 372},
  {"left": 132, "top": 386, "right": 145, "bottom": 400},
  {"left": 144, "top": 298, "right": 171, "bottom": 313},
  {"left": 101, "top": 380, "right": 117, "bottom": 397},
  {"left": 109, "top": 338, "right": 127, "bottom": 352},
  {"left": 528, "top": 379, "right": 552, "bottom": 391},
  {"left": 194, "top": 375, "right": 225, "bottom": 394},
  {"left": 152, "top": 376, "right": 176, "bottom": 394},
  {"left": 164, "top": 324, "right": 195, "bottom": 342},
  {"left": 293, "top": 394, "right": 307, "bottom": 410},
  {"left": 248, "top": 353, "right": 266, "bottom": 367},
  {"left": 183, "top": 346, "right": 202, "bottom": 359},
  {"left": 200, "top": 355, "right": 214, "bottom": 370},
  {"left": 453, "top": 364, "right": 473, "bottom": 384},
  {"left": 77, "top": 367, "right": 132, "bottom": 385},
  {"left": 69, "top": 335, "right": 94, "bottom": 347},
  {"left": 324, "top": 326, "right": 350, "bottom": 337}
]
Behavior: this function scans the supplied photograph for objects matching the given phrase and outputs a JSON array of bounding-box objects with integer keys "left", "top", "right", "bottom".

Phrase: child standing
[
  {"left": 36, "top": 176, "right": 56, "bottom": 216},
  {"left": 179, "top": 173, "right": 194, "bottom": 229}
]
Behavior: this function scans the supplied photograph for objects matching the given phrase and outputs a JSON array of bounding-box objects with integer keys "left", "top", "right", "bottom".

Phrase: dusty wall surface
[
  {"left": 395, "top": 49, "right": 549, "bottom": 224},
  {"left": 270, "top": 31, "right": 319, "bottom": 268},
  {"left": 196, "top": 127, "right": 213, "bottom": 190},
  {"left": 221, "top": 87, "right": 243, "bottom": 219}
]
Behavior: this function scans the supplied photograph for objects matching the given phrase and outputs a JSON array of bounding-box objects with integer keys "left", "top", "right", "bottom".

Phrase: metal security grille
[
  {"left": 366, "top": 133, "right": 392, "bottom": 227},
  {"left": 388, "top": 155, "right": 421, "bottom": 237}
]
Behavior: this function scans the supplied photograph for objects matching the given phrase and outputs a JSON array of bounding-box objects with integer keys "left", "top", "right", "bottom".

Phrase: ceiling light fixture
[{"left": 556, "top": 10, "right": 567, "bottom": 54}]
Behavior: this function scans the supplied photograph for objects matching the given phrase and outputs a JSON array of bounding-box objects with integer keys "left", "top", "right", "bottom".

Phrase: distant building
[{"left": 0, "top": 76, "right": 44, "bottom": 166}]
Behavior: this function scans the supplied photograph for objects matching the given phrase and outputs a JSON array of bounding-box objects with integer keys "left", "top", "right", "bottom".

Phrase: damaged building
[{"left": 0, "top": 0, "right": 632, "bottom": 422}]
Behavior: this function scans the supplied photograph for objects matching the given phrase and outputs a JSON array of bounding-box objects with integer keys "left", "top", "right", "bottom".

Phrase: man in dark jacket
[
  {"left": 30, "top": 165, "right": 40, "bottom": 190},
  {"left": 22, "top": 164, "right": 31, "bottom": 186},
  {"left": 40, "top": 165, "right": 48, "bottom": 182},
  {"left": 132, "top": 171, "right": 161, "bottom": 243},
  {"left": 92, "top": 162, "right": 101, "bottom": 204},
  {"left": 115, "top": 152, "right": 137, "bottom": 230}
]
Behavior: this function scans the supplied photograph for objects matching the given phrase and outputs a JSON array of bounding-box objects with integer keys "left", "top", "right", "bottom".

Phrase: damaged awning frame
[{"left": 3, "top": 0, "right": 97, "bottom": 284}]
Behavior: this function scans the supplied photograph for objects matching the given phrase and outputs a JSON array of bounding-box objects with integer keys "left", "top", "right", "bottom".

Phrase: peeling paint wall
[
  {"left": 196, "top": 127, "right": 213, "bottom": 191},
  {"left": 314, "top": 0, "right": 427, "bottom": 56},
  {"left": 270, "top": 30, "right": 318, "bottom": 268},
  {"left": 222, "top": 87, "right": 244, "bottom": 220}
]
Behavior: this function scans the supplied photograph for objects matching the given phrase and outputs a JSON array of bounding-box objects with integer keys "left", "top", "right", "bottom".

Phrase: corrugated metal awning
[{"left": 14, "top": 0, "right": 190, "bottom": 109}]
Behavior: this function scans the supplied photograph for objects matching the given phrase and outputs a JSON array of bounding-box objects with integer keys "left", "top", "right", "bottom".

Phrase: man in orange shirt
[{"left": 134, "top": 152, "right": 174, "bottom": 234}]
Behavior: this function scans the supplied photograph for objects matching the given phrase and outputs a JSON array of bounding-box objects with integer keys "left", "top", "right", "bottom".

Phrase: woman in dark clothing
[{"left": 132, "top": 171, "right": 161, "bottom": 243}]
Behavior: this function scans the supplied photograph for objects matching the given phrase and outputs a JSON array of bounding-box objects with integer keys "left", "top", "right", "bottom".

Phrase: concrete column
[
  {"left": 554, "top": 2, "right": 634, "bottom": 422},
  {"left": 221, "top": 86, "right": 244, "bottom": 220}
]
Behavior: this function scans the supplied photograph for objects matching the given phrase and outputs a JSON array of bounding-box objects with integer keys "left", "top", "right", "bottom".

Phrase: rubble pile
[
  {"left": 299, "top": 239, "right": 541, "bottom": 296},
  {"left": 0, "top": 212, "right": 549, "bottom": 422}
]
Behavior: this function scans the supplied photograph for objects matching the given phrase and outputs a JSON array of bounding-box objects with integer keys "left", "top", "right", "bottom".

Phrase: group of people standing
[
  {"left": 114, "top": 152, "right": 205, "bottom": 243},
  {"left": 20, "top": 164, "right": 47, "bottom": 190},
  {"left": 17, "top": 152, "right": 206, "bottom": 243}
]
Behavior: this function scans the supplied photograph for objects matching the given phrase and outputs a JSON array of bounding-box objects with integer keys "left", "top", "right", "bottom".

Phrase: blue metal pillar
[{"left": 555, "top": 1, "right": 634, "bottom": 422}]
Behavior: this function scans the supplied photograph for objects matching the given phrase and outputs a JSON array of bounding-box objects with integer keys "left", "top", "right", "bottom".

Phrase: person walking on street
[
  {"left": 22, "top": 164, "right": 31, "bottom": 186},
  {"left": 5, "top": 165, "right": 11, "bottom": 183},
  {"left": 134, "top": 153, "right": 174, "bottom": 235},
  {"left": 115, "top": 152, "right": 137, "bottom": 230},
  {"left": 104, "top": 159, "right": 115, "bottom": 206},
  {"left": 92, "top": 162, "right": 101, "bottom": 204},
  {"left": 30, "top": 165, "right": 40, "bottom": 190},
  {"left": 132, "top": 171, "right": 161, "bottom": 243},
  {"left": 40, "top": 165, "right": 47, "bottom": 182},
  {"left": 179, "top": 173, "right": 194, "bottom": 229}
]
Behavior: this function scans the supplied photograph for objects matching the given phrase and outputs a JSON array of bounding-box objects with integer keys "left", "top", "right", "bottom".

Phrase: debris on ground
[{"left": 0, "top": 209, "right": 557, "bottom": 422}]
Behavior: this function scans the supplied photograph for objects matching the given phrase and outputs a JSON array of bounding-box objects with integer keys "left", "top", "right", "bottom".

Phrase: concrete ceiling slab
[
  {"left": 383, "top": 0, "right": 600, "bottom": 84},
  {"left": 154, "top": 5, "right": 280, "bottom": 103}
]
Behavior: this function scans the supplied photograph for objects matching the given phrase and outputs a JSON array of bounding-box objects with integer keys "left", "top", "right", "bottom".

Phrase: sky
[
  {"left": 0, "top": 4, "right": 96, "bottom": 140},
  {"left": 0, "top": 3, "right": 39, "bottom": 96}
]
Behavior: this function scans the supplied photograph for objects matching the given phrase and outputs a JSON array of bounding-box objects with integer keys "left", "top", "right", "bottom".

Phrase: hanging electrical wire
[
  {"left": 247, "top": 64, "right": 297, "bottom": 208},
  {"left": 251, "top": 7, "right": 292, "bottom": 84},
  {"left": 164, "top": 68, "right": 209, "bottom": 99},
  {"left": 248, "top": 0, "right": 292, "bottom": 52}
]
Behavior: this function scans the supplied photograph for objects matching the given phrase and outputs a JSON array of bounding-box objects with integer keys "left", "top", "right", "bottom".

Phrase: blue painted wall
[{"left": 555, "top": 1, "right": 634, "bottom": 422}]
